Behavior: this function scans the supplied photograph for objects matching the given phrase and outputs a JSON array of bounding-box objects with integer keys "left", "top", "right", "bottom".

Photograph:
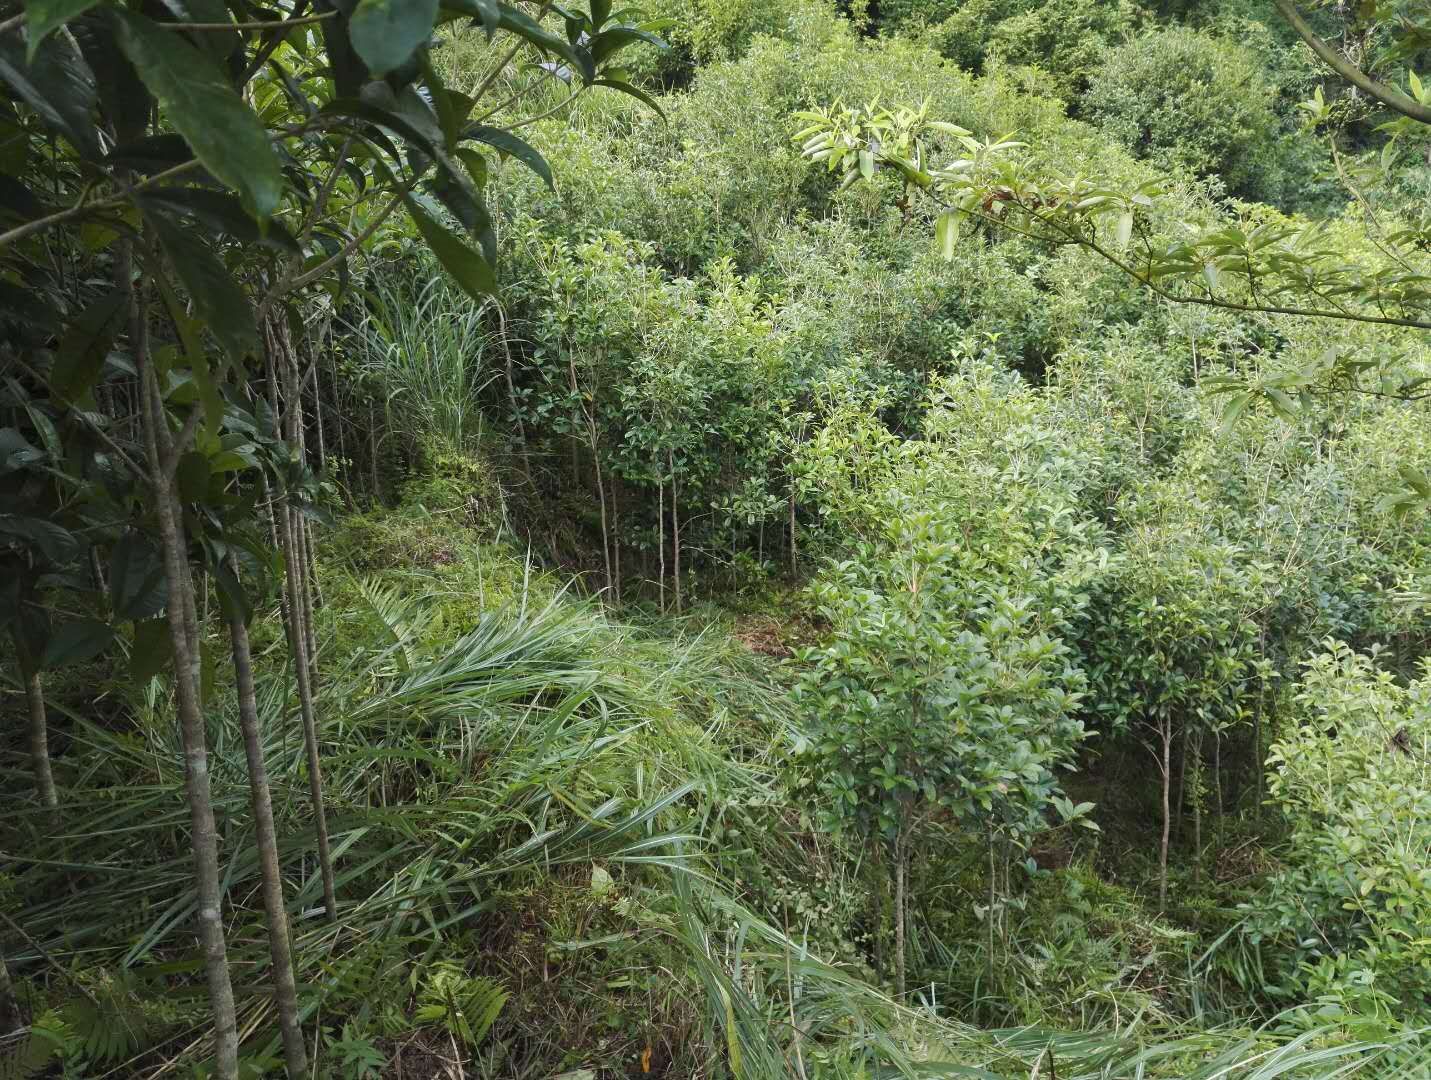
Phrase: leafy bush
[
  {"left": 909, "top": 0, "right": 1141, "bottom": 101},
  {"left": 1251, "top": 644, "right": 1431, "bottom": 1016},
  {"left": 1083, "top": 27, "right": 1290, "bottom": 200}
]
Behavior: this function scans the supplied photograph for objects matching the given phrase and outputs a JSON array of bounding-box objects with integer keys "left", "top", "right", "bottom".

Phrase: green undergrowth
[{"left": 8, "top": 454, "right": 1428, "bottom": 1077}]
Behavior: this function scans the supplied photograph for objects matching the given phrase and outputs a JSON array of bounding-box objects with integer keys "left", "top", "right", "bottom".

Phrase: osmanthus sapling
[
  {"left": 793, "top": 508, "right": 1090, "bottom": 999},
  {"left": 0, "top": 1, "right": 671, "bottom": 1075}
]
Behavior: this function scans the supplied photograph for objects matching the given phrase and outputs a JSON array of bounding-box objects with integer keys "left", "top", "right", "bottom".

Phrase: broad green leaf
[
  {"left": 591, "top": 77, "right": 665, "bottom": 120},
  {"left": 442, "top": 0, "right": 501, "bottom": 38},
  {"left": 0, "top": 33, "right": 100, "bottom": 158},
  {"left": 496, "top": 3, "right": 594, "bottom": 83},
  {"left": 936, "top": 211, "right": 958, "bottom": 262},
  {"left": 112, "top": 9, "right": 282, "bottom": 217},
  {"left": 349, "top": 0, "right": 440, "bottom": 77},
  {"left": 1218, "top": 391, "right": 1252, "bottom": 436},
  {"left": 0, "top": 429, "right": 46, "bottom": 473},
  {"left": 156, "top": 0, "right": 240, "bottom": 59},
  {"left": 587, "top": 24, "right": 666, "bottom": 65},
  {"left": 0, "top": 515, "right": 78, "bottom": 563},
  {"left": 51, "top": 288, "right": 127, "bottom": 404},
  {"left": 137, "top": 188, "right": 299, "bottom": 252},
  {"left": 211, "top": 560, "right": 253, "bottom": 625},
  {"left": 130, "top": 617, "right": 173, "bottom": 682},
  {"left": 111, "top": 531, "right": 168, "bottom": 621},
  {"left": 24, "top": 0, "right": 103, "bottom": 62},
  {"left": 426, "top": 165, "right": 495, "bottom": 263},
  {"left": 404, "top": 195, "right": 496, "bottom": 301},
  {"left": 465, "top": 125, "right": 554, "bottom": 190},
  {"left": 1399, "top": 464, "right": 1431, "bottom": 497},
  {"left": 40, "top": 618, "right": 114, "bottom": 669},
  {"left": 1115, "top": 211, "right": 1133, "bottom": 250},
  {"left": 176, "top": 451, "right": 210, "bottom": 503},
  {"left": 148, "top": 212, "right": 258, "bottom": 362}
]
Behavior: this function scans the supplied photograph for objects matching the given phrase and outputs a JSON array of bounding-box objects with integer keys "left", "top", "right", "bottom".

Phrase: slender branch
[
  {"left": 6, "top": 354, "right": 151, "bottom": 481},
  {"left": 988, "top": 198, "right": 1431, "bottom": 331},
  {"left": 157, "top": 12, "right": 335, "bottom": 31},
  {"left": 0, "top": 159, "right": 204, "bottom": 251},
  {"left": 1273, "top": 0, "right": 1431, "bottom": 125},
  {"left": 258, "top": 175, "right": 418, "bottom": 317},
  {"left": 0, "top": 117, "right": 328, "bottom": 252},
  {"left": 161, "top": 406, "right": 204, "bottom": 479},
  {"left": 0, "top": 910, "right": 101, "bottom": 1009},
  {"left": 503, "top": 89, "right": 583, "bottom": 131}
]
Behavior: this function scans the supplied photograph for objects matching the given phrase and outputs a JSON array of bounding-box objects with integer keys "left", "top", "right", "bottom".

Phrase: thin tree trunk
[
  {"left": 1254, "top": 629, "right": 1267, "bottom": 810},
  {"left": 1213, "top": 725, "right": 1224, "bottom": 848},
  {"left": 228, "top": 601, "right": 308, "bottom": 1077},
  {"left": 0, "top": 943, "right": 22, "bottom": 1034},
  {"left": 872, "top": 842, "right": 886, "bottom": 984},
  {"left": 16, "top": 654, "right": 57, "bottom": 819},
  {"left": 1192, "top": 728, "right": 1203, "bottom": 885},
  {"left": 297, "top": 515, "right": 321, "bottom": 679},
  {"left": 334, "top": 358, "right": 350, "bottom": 498},
  {"left": 1174, "top": 724, "right": 1188, "bottom": 839},
  {"left": 280, "top": 507, "right": 338, "bottom": 923},
  {"left": 136, "top": 313, "right": 239, "bottom": 1079},
  {"left": 497, "top": 306, "right": 531, "bottom": 485},
  {"left": 893, "top": 821, "right": 907, "bottom": 1001},
  {"left": 368, "top": 398, "right": 379, "bottom": 501},
  {"left": 612, "top": 482, "right": 621, "bottom": 605},
  {"left": 312, "top": 358, "right": 326, "bottom": 473},
  {"left": 590, "top": 431, "right": 611, "bottom": 599},
  {"left": 268, "top": 314, "right": 338, "bottom": 923},
  {"left": 986, "top": 830, "right": 997, "bottom": 1005},
  {"left": 657, "top": 477, "right": 666, "bottom": 615},
  {"left": 1158, "top": 716, "right": 1172, "bottom": 913},
  {"left": 669, "top": 449, "right": 681, "bottom": 615},
  {"left": 789, "top": 487, "right": 797, "bottom": 576}
]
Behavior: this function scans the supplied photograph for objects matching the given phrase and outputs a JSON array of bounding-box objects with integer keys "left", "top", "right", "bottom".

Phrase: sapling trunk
[
  {"left": 280, "top": 505, "right": 338, "bottom": 922},
  {"left": 669, "top": 449, "right": 682, "bottom": 615},
  {"left": 789, "top": 488, "right": 797, "bottom": 576},
  {"left": 1192, "top": 727, "right": 1203, "bottom": 885},
  {"left": 228, "top": 601, "right": 308, "bottom": 1077},
  {"left": 268, "top": 313, "right": 338, "bottom": 922},
  {"left": 496, "top": 306, "right": 532, "bottom": 485},
  {"left": 1158, "top": 715, "right": 1172, "bottom": 912},
  {"left": 658, "top": 477, "right": 666, "bottom": 614},
  {"left": 872, "top": 842, "right": 886, "bottom": 983},
  {"left": 1174, "top": 724, "right": 1188, "bottom": 839},
  {"left": 16, "top": 650, "right": 57, "bottom": 819},
  {"left": 0, "top": 942, "right": 21, "bottom": 1034},
  {"left": 893, "top": 817, "right": 908, "bottom": 1000},
  {"left": 986, "top": 830, "right": 997, "bottom": 1006},
  {"left": 138, "top": 344, "right": 240, "bottom": 1080},
  {"left": 612, "top": 485, "right": 621, "bottom": 604}
]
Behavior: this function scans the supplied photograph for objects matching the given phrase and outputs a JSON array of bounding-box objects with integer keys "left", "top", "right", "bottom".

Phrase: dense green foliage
[{"left": 3, "top": 0, "right": 1431, "bottom": 1077}]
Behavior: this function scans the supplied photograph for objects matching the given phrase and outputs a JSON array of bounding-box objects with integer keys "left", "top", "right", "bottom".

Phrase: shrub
[
  {"left": 883, "top": 0, "right": 1139, "bottom": 102},
  {"left": 1251, "top": 644, "right": 1431, "bottom": 1017},
  {"left": 1083, "top": 27, "right": 1287, "bottom": 200}
]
